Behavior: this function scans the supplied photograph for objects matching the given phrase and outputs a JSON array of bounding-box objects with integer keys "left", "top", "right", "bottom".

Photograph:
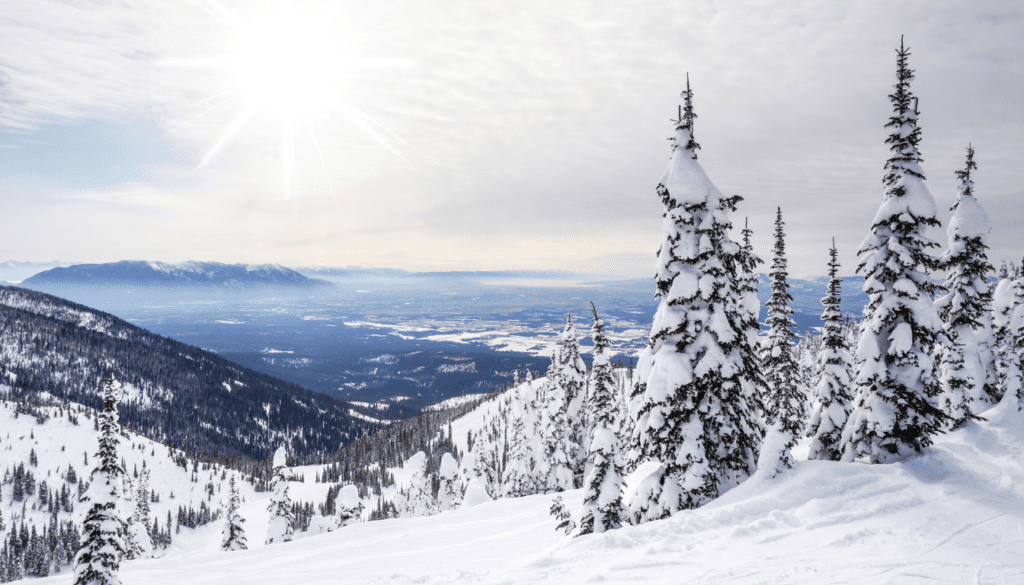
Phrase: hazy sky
[{"left": 0, "top": 0, "right": 1021, "bottom": 277}]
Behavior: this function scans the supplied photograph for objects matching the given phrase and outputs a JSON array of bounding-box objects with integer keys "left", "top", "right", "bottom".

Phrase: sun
[
  {"left": 169, "top": 0, "right": 409, "bottom": 199},
  {"left": 229, "top": 4, "right": 338, "bottom": 117}
]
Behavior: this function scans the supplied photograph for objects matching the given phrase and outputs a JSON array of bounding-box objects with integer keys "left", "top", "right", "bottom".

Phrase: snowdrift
[{"left": 38, "top": 401, "right": 1024, "bottom": 584}]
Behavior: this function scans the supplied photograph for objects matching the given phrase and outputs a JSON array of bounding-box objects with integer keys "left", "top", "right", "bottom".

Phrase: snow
[
  {"left": 19, "top": 393, "right": 1024, "bottom": 584},
  {"left": 272, "top": 446, "right": 287, "bottom": 469},
  {"left": 947, "top": 192, "right": 991, "bottom": 240},
  {"left": 460, "top": 479, "right": 493, "bottom": 509}
]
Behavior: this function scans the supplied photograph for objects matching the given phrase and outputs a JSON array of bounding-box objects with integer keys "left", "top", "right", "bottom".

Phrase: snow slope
[
  {"left": 36, "top": 399, "right": 1024, "bottom": 584},
  {"left": 0, "top": 395, "right": 257, "bottom": 562}
]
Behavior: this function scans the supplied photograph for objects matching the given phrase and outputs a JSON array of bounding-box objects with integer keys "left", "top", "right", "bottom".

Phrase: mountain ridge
[{"left": 21, "top": 260, "right": 333, "bottom": 289}]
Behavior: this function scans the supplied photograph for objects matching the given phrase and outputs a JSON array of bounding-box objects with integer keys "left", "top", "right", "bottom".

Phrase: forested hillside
[{"left": 0, "top": 286, "right": 381, "bottom": 460}]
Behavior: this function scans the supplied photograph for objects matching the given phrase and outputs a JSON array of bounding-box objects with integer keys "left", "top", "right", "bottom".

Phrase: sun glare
[
  {"left": 232, "top": 9, "right": 337, "bottom": 116},
  {"left": 170, "top": 0, "right": 413, "bottom": 200}
]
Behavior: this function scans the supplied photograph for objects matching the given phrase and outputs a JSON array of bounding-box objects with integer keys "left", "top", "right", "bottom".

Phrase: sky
[{"left": 0, "top": 0, "right": 1021, "bottom": 278}]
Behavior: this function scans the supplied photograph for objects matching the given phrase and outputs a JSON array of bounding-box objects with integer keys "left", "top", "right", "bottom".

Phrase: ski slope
[{"left": 37, "top": 399, "right": 1024, "bottom": 584}]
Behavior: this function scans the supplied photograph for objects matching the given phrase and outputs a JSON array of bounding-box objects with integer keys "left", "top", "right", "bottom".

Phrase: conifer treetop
[
  {"left": 884, "top": 36, "right": 925, "bottom": 183},
  {"left": 677, "top": 73, "right": 701, "bottom": 158}
]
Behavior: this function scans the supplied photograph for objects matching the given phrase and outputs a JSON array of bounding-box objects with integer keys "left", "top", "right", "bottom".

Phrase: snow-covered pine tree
[
  {"left": 578, "top": 304, "right": 625, "bottom": 535},
  {"left": 127, "top": 467, "right": 154, "bottom": 559},
  {"left": 841, "top": 38, "right": 947, "bottom": 463},
  {"left": 759, "top": 207, "right": 806, "bottom": 476},
  {"left": 536, "top": 350, "right": 574, "bottom": 493},
  {"left": 74, "top": 369, "right": 128, "bottom": 585},
  {"left": 549, "top": 496, "right": 575, "bottom": 535},
  {"left": 559, "top": 314, "right": 587, "bottom": 487},
  {"left": 993, "top": 267, "right": 1024, "bottom": 408},
  {"left": 500, "top": 407, "right": 536, "bottom": 497},
  {"left": 936, "top": 144, "right": 995, "bottom": 428},
  {"left": 335, "top": 485, "right": 364, "bottom": 527},
  {"left": 265, "top": 446, "right": 294, "bottom": 544},
  {"left": 396, "top": 452, "right": 436, "bottom": 518},
  {"left": 807, "top": 239, "right": 855, "bottom": 461},
  {"left": 437, "top": 453, "right": 463, "bottom": 511},
  {"left": 221, "top": 476, "right": 248, "bottom": 551},
  {"left": 630, "top": 77, "right": 764, "bottom": 518}
]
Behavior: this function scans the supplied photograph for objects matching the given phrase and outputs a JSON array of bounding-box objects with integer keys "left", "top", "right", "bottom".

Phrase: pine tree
[
  {"left": 265, "top": 446, "right": 294, "bottom": 544},
  {"left": 936, "top": 145, "right": 995, "bottom": 427},
  {"left": 74, "top": 369, "right": 128, "bottom": 585},
  {"left": 536, "top": 350, "right": 574, "bottom": 493},
  {"left": 841, "top": 38, "right": 947, "bottom": 463},
  {"left": 437, "top": 453, "right": 464, "bottom": 511},
  {"left": 807, "top": 239, "right": 855, "bottom": 461},
  {"left": 335, "top": 485, "right": 364, "bottom": 527},
  {"left": 559, "top": 314, "right": 587, "bottom": 487},
  {"left": 500, "top": 410, "right": 536, "bottom": 497},
  {"left": 993, "top": 267, "right": 1024, "bottom": 408},
  {"left": 549, "top": 496, "right": 575, "bottom": 536},
  {"left": 221, "top": 476, "right": 248, "bottom": 551},
  {"left": 759, "top": 207, "right": 806, "bottom": 476},
  {"left": 578, "top": 304, "right": 625, "bottom": 535},
  {"left": 630, "top": 77, "right": 764, "bottom": 519}
]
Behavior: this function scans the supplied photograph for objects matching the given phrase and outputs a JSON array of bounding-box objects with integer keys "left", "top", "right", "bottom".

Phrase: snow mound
[{"left": 461, "top": 478, "right": 494, "bottom": 509}]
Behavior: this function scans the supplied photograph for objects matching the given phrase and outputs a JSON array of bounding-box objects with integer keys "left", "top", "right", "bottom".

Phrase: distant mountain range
[
  {"left": 20, "top": 260, "right": 331, "bottom": 290},
  {"left": 0, "top": 286, "right": 384, "bottom": 459}
]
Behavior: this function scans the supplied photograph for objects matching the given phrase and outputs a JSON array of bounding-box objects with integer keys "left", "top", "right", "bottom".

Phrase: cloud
[{"left": 0, "top": 0, "right": 1021, "bottom": 276}]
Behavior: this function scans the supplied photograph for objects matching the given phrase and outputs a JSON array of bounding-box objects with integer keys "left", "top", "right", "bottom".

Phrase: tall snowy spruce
[
  {"left": 936, "top": 145, "right": 995, "bottom": 428},
  {"left": 74, "top": 370, "right": 128, "bottom": 585},
  {"left": 841, "top": 38, "right": 947, "bottom": 463},
  {"left": 578, "top": 304, "right": 625, "bottom": 535},
  {"left": 536, "top": 350, "right": 574, "bottom": 493},
  {"left": 629, "top": 77, "right": 764, "bottom": 519},
  {"left": 559, "top": 314, "right": 588, "bottom": 487},
  {"left": 806, "top": 239, "right": 855, "bottom": 461},
  {"left": 221, "top": 476, "right": 248, "bottom": 551},
  {"left": 758, "top": 207, "right": 806, "bottom": 476},
  {"left": 266, "top": 446, "right": 295, "bottom": 544},
  {"left": 993, "top": 264, "right": 1024, "bottom": 408}
]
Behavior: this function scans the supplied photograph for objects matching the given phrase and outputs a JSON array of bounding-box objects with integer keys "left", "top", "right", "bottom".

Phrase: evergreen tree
[
  {"left": 578, "top": 305, "right": 625, "bottom": 535},
  {"left": 536, "top": 350, "right": 573, "bottom": 493},
  {"left": 74, "top": 369, "right": 128, "bottom": 585},
  {"left": 993, "top": 267, "right": 1024, "bottom": 408},
  {"left": 549, "top": 496, "right": 575, "bottom": 536},
  {"left": 395, "top": 452, "right": 435, "bottom": 518},
  {"left": 559, "top": 314, "right": 587, "bottom": 487},
  {"left": 221, "top": 476, "right": 248, "bottom": 551},
  {"left": 335, "top": 485, "right": 364, "bottom": 527},
  {"left": 936, "top": 144, "right": 995, "bottom": 427},
  {"left": 842, "top": 38, "right": 947, "bottom": 463},
  {"left": 759, "top": 207, "right": 806, "bottom": 476},
  {"left": 437, "top": 453, "right": 464, "bottom": 511},
  {"left": 500, "top": 409, "right": 536, "bottom": 497},
  {"left": 265, "top": 447, "right": 294, "bottom": 544},
  {"left": 630, "top": 77, "right": 764, "bottom": 519},
  {"left": 807, "top": 239, "right": 855, "bottom": 461}
]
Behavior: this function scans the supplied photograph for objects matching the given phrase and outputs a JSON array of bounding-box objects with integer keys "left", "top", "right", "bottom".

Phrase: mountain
[
  {"left": 0, "top": 260, "right": 75, "bottom": 283},
  {"left": 0, "top": 286, "right": 383, "bottom": 460},
  {"left": 21, "top": 260, "right": 332, "bottom": 289}
]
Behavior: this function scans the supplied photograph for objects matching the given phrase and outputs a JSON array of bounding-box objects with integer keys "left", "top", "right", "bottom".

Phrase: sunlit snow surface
[{"left": 37, "top": 400, "right": 1024, "bottom": 584}]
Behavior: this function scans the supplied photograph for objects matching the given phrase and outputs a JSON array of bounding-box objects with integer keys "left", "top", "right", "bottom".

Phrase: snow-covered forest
[{"left": 3, "top": 38, "right": 1024, "bottom": 584}]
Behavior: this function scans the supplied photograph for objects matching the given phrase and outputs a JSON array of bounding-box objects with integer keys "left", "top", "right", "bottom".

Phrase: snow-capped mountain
[
  {"left": 21, "top": 261, "right": 331, "bottom": 289},
  {"left": 0, "top": 286, "right": 382, "bottom": 460}
]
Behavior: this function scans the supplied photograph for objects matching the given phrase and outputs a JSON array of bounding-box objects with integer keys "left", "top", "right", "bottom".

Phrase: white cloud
[{"left": 0, "top": 1, "right": 1021, "bottom": 276}]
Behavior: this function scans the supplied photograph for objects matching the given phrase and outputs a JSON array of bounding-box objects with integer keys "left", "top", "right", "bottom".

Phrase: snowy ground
[{"left": 37, "top": 399, "right": 1024, "bottom": 584}]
